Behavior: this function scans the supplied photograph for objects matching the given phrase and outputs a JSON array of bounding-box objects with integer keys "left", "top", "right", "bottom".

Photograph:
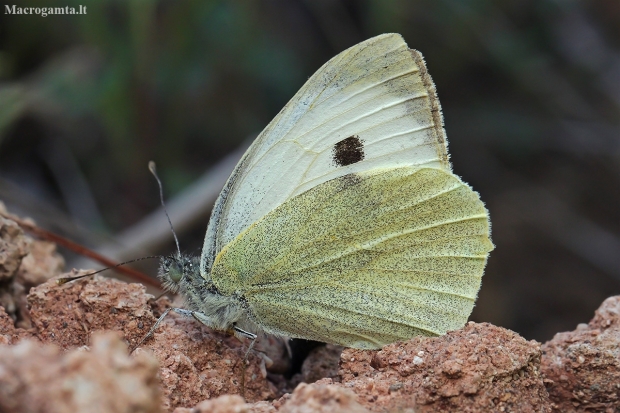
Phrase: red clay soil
[
  {"left": 337, "top": 322, "right": 551, "bottom": 412},
  {"left": 541, "top": 296, "right": 620, "bottom": 412},
  {"left": 1, "top": 208, "right": 619, "bottom": 413}
]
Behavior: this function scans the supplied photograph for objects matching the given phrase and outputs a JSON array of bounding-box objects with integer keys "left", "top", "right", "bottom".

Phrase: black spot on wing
[{"left": 333, "top": 135, "right": 365, "bottom": 167}]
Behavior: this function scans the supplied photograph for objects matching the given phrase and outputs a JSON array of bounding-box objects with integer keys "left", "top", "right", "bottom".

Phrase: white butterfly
[{"left": 151, "top": 33, "right": 493, "bottom": 351}]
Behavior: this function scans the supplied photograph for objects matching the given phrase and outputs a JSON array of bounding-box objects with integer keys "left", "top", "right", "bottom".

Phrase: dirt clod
[
  {"left": 1, "top": 208, "right": 619, "bottom": 412},
  {"left": 541, "top": 295, "right": 620, "bottom": 412}
]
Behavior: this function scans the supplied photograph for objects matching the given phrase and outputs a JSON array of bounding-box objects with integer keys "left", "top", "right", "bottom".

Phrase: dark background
[{"left": 1, "top": 0, "right": 619, "bottom": 343}]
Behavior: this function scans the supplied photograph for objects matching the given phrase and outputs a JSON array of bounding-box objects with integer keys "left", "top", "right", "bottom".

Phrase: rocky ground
[{"left": 1, "top": 209, "right": 619, "bottom": 413}]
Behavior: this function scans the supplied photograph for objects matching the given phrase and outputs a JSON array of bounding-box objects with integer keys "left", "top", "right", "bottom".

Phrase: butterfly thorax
[{"left": 158, "top": 254, "right": 249, "bottom": 331}]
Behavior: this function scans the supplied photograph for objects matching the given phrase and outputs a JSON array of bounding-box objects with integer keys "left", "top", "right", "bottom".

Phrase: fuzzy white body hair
[{"left": 158, "top": 254, "right": 262, "bottom": 335}]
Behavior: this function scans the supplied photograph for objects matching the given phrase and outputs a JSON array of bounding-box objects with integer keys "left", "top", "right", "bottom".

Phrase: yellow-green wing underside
[{"left": 211, "top": 167, "right": 493, "bottom": 349}]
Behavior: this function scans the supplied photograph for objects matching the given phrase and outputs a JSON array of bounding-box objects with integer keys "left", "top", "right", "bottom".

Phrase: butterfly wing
[
  {"left": 210, "top": 167, "right": 493, "bottom": 349},
  {"left": 201, "top": 33, "right": 450, "bottom": 276}
]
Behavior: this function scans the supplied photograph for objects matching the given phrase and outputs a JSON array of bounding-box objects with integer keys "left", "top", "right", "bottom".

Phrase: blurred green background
[{"left": 1, "top": 0, "right": 619, "bottom": 342}]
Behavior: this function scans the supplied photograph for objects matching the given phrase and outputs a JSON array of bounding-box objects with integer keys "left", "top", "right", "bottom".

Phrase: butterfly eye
[{"left": 168, "top": 261, "right": 183, "bottom": 283}]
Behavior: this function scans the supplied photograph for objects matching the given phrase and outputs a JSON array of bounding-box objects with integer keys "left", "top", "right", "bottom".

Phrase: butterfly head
[{"left": 158, "top": 253, "right": 200, "bottom": 294}]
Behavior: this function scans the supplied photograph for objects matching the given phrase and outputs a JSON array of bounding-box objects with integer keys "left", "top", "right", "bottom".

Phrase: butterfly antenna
[
  {"left": 148, "top": 161, "right": 181, "bottom": 258},
  {"left": 56, "top": 255, "right": 159, "bottom": 284}
]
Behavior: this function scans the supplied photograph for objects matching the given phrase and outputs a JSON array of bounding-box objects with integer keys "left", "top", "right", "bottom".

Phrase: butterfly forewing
[{"left": 201, "top": 34, "right": 450, "bottom": 276}]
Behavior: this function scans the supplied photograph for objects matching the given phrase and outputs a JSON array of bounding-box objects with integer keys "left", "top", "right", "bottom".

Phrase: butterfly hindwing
[{"left": 210, "top": 167, "right": 492, "bottom": 348}]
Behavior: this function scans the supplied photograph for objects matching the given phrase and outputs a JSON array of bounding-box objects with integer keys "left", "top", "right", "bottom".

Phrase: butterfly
[{"left": 150, "top": 33, "right": 493, "bottom": 351}]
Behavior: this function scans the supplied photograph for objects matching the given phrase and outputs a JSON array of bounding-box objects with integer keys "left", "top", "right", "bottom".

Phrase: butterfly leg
[
  {"left": 230, "top": 325, "right": 257, "bottom": 401},
  {"left": 130, "top": 307, "right": 173, "bottom": 353},
  {"left": 192, "top": 314, "right": 258, "bottom": 399},
  {"left": 132, "top": 307, "right": 258, "bottom": 399},
  {"left": 130, "top": 307, "right": 215, "bottom": 353}
]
